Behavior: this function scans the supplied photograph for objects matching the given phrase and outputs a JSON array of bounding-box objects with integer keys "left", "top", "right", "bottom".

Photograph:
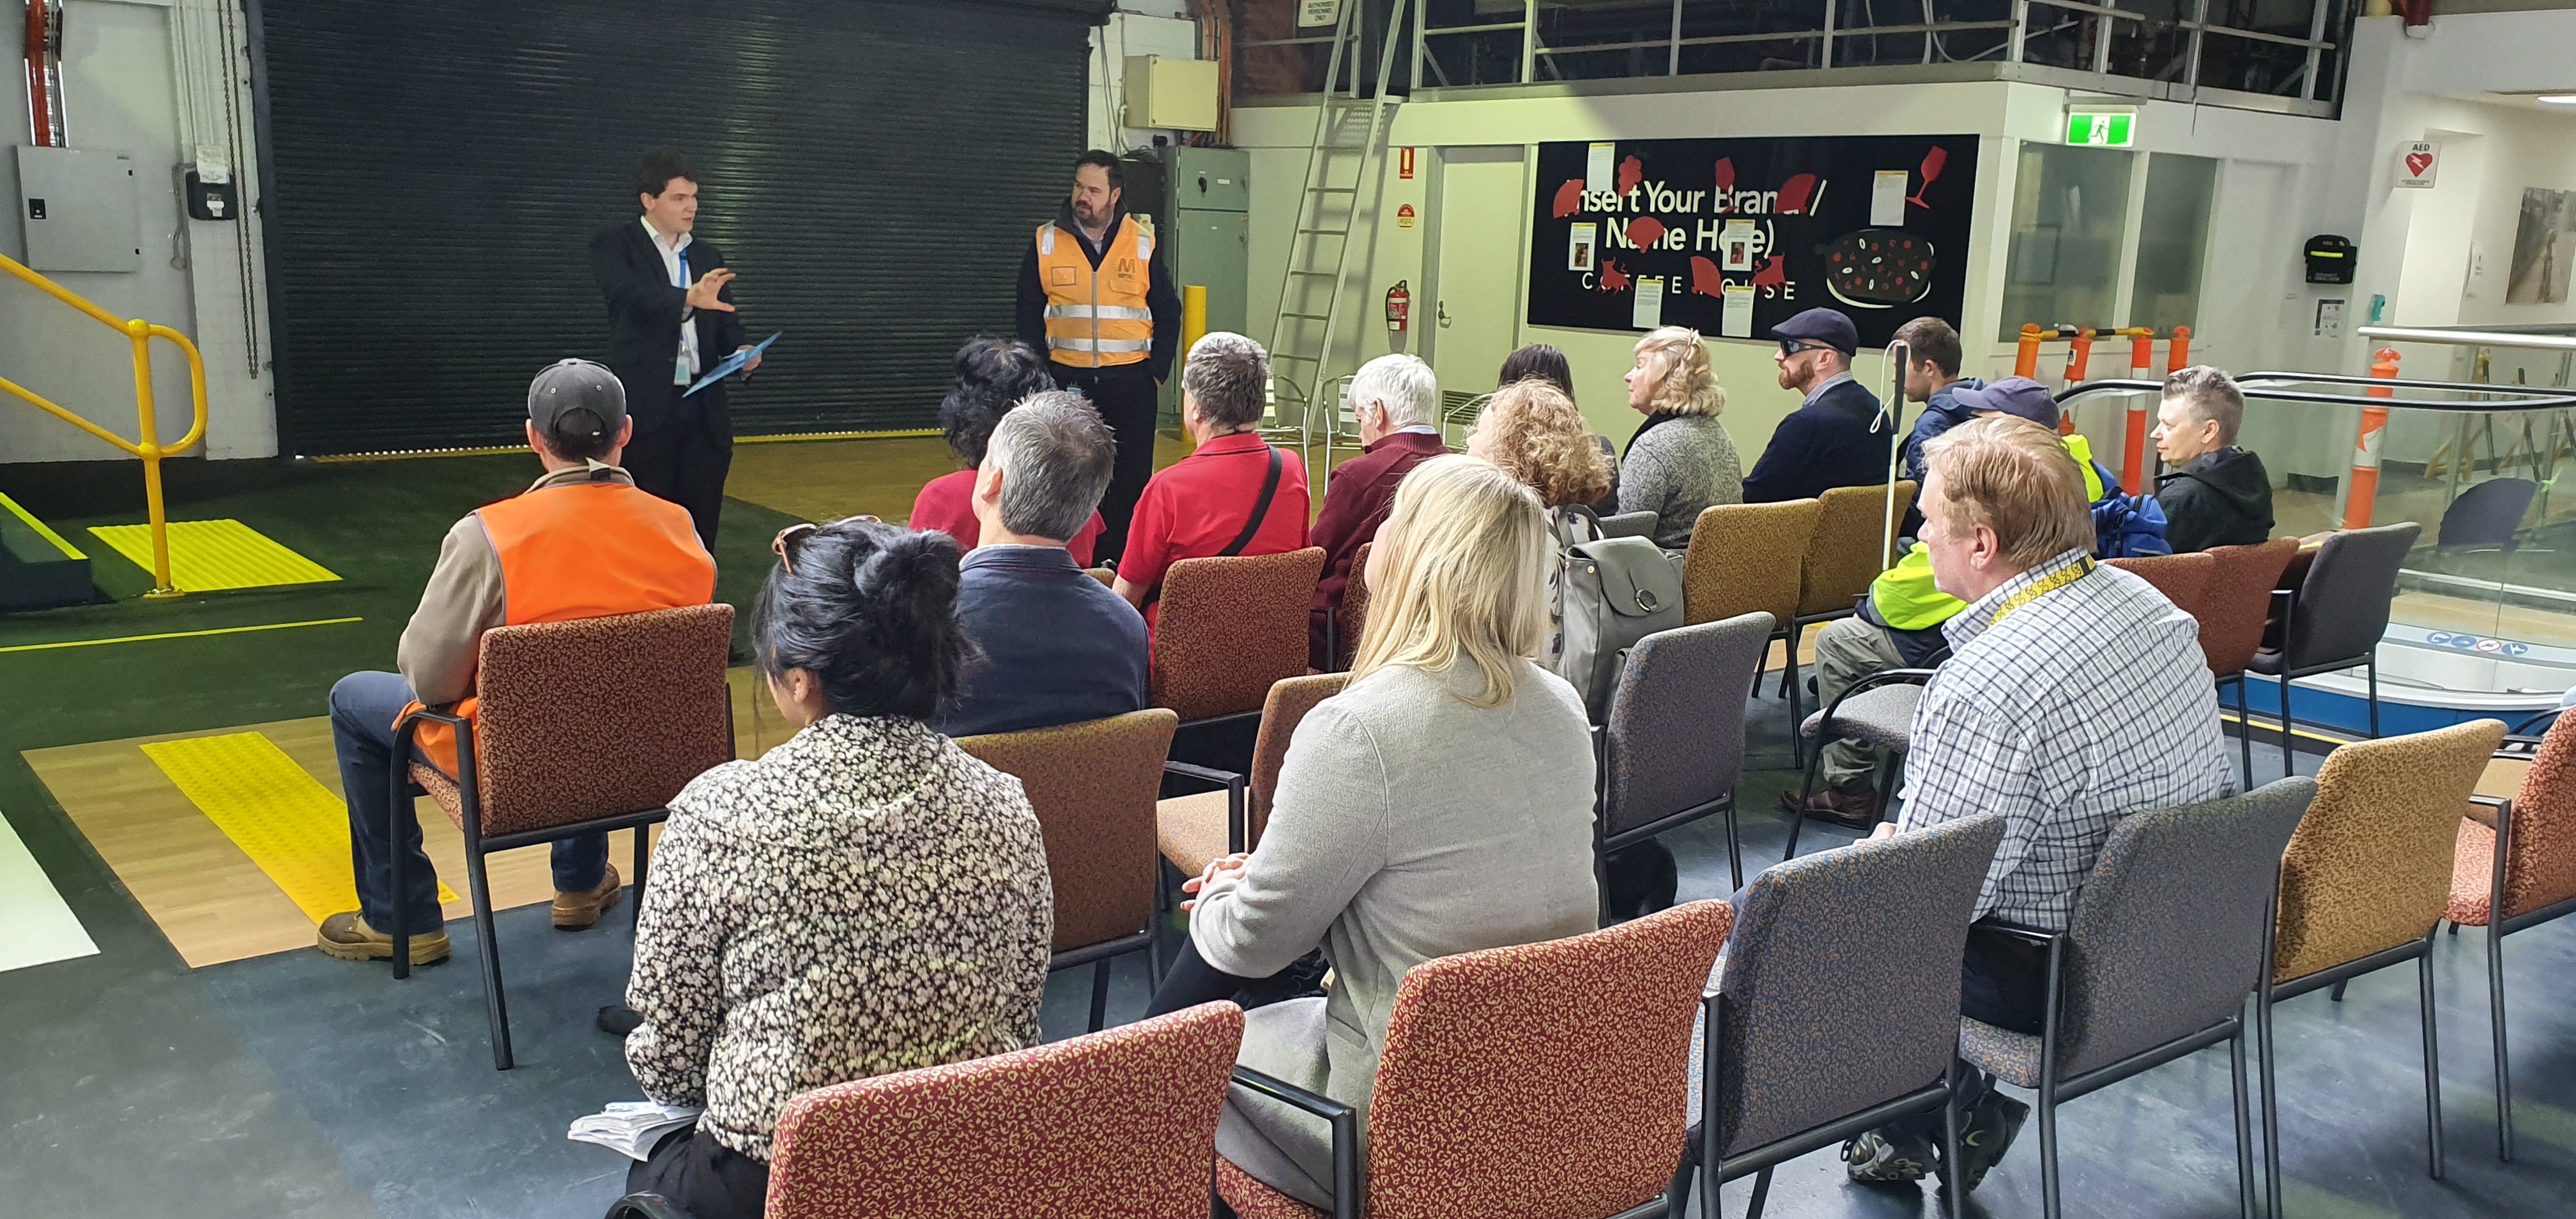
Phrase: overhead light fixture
[{"left": 2539, "top": 95, "right": 2576, "bottom": 105}]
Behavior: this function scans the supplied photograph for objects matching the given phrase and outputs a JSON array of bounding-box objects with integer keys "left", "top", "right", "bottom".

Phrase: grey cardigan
[
  {"left": 1189, "top": 660, "right": 1599, "bottom": 1206},
  {"left": 1617, "top": 413, "right": 1744, "bottom": 549}
]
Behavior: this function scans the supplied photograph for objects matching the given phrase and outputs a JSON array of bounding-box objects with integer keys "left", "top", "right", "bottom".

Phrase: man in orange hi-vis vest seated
[{"left": 317, "top": 359, "right": 717, "bottom": 967}]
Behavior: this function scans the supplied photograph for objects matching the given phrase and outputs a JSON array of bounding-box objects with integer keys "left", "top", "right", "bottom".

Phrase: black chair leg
[
  {"left": 2419, "top": 941, "right": 2446, "bottom": 1180},
  {"left": 1745, "top": 1165, "right": 1774, "bottom": 1219},
  {"left": 631, "top": 825, "right": 650, "bottom": 929},
  {"left": 2367, "top": 653, "right": 2382, "bottom": 739},
  {"left": 1724, "top": 793, "right": 1744, "bottom": 891},
  {"left": 2233, "top": 678, "right": 2253, "bottom": 794},
  {"left": 1940, "top": 1061, "right": 1966, "bottom": 1219},
  {"left": 1088, "top": 956, "right": 1112, "bottom": 1034},
  {"left": 465, "top": 849, "right": 513, "bottom": 1071},
  {"left": 2232, "top": 1025, "right": 2256, "bottom": 1219},
  {"left": 2490, "top": 923, "right": 2513, "bottom": 1161},
  {"left": 2278, "top": 673, "right": 2296, "bottom": 781},
  {"left": 387, "top": 765, "right": 413, "bottom": 981},
  {"left": 2038, "top": 1090, "right": 2062, "bottom": 1219},
  {"left": 2329, "top": 978, "right": 2348, "bottom": 1002},
  {"left": 1785, "top": 626, "right": 1806, "bottom": 769},
  {"left": 1785, "top": 724, "right": 1830, "bottom": 863},
  {"left": 2258, "top": 994, "right": 2281, "bottom": 1219},
  {"left": 1662, "top": 1159, "right": 1692, "bottom": 1219}
]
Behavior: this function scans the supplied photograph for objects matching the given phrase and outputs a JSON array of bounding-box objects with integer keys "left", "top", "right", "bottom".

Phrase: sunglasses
[
  {"left": 1779, "top": 340, "right": 1834, "bottom": 358},
  {"left": 770, "top": 517, "right": 884, "bottom": 576}
]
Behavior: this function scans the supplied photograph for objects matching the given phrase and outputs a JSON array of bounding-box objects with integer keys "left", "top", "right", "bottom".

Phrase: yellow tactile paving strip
[
  {"left": 86, "top": 519, "right": 341, "bottom": 592},
  {"left": 139, "top": 732, "right": 457, "bottom": 923}
]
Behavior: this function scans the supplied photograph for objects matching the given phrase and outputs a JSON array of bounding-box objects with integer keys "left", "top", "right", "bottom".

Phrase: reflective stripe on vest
[
  {"left": 402, "top": 481, "right": 717, "bottom": 777},
  {"left": 1036, "top": 216, "right": 1153, "bottom": 368}
]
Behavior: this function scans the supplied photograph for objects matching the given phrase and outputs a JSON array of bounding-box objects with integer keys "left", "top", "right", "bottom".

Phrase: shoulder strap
[{"left": 1220, "top": 445, "right": 1286, "bottom": 557}]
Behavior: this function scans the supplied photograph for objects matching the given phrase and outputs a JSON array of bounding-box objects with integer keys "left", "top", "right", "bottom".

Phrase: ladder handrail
[
  {"left": 1264, "top": 0, "right": 1359, "bottom": 376},
  {"left": 1304, "top": 0, "right": 1411, "bottom": 444},
  {"left": 0, "top": 251, "right": 208, "bottom": 597}
]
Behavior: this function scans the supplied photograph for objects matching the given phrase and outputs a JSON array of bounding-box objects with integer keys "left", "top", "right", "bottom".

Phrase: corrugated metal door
[{"left": 250, "top": 0, "right": 1099, "bottom": 454}]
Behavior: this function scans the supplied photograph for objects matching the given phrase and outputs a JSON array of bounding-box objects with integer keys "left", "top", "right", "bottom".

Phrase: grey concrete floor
[{"left": 3, "top": 694, "right": 2572, "bottom": 1219}]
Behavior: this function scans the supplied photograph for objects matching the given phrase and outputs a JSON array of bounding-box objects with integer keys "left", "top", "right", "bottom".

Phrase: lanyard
[
  {"left": 674, "top": 247, "right": 691, "bottom": 290},
  {"left": 1988, "top": 556, "right": 2094, "bottom": 625}
]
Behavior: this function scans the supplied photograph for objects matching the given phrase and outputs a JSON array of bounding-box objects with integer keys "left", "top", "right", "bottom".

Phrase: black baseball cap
[
  {"left": 1770, "top": 307, "right": 1860, "bottom": 358},
  {"left": 1952, "top": 376, "right": 2062, "bottom": 429},
  {"left": 527, "top": 359, "right": 627, "bottom": 439}
]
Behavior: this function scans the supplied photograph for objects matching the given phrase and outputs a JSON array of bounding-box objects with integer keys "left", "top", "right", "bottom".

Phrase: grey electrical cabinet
[
  {"left": 15, "top": 146, "right": 141, "bottom": 273},
  {"left": 1160, "top": 146, "right": 1250, "bottom": 422}
]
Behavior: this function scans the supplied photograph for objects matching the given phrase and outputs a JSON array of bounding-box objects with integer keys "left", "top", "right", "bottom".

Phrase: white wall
[{"left": 1, "top": 0, "right": 271, "bottom": 465}]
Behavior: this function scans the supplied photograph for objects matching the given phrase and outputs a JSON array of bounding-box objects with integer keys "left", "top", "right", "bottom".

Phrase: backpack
[
  {"left": 1547, "top": 507, "right": 1685, "bottom": 723},
  {"left": 2086, "top": 461, "right": 2172, "bottom": 560}
]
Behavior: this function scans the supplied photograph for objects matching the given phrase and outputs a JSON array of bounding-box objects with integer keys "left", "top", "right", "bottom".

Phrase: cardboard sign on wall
[{"left": 1525, "top": 135, "right": 1979, "bottom": 348}]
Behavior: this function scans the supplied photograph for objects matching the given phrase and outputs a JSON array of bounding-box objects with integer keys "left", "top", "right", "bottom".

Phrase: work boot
[
  {"left": 553, "top": 864, "right": 624, "bottom": 930},
  {"left": 1779, "top": 785, "right": 1883, "bottom": 829},
  {"left": 1843, "top": 1128, "right": 1935, "bottom": 1183},
  {"left": 316, "top": 910, "right": 450, "bottom": 965}
]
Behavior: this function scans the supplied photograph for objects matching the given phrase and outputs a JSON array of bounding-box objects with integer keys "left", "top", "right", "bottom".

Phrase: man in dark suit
[
  {"left": 1742, "top": 307, "right": 1893, "bottom": 503},
  {"left": 590, "top": 148, "right": 758, "bottom": 551}
]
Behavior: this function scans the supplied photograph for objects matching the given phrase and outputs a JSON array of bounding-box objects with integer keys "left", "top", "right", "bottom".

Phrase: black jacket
[
  {"left": 1743, "top": 377, "right": 1894, "bottom": 503},
  {"left": 589, "top": 220, "right": 747, "bottom": 418},
  {"left": 2156, "top": 447, "right": 2275, "bottom": 553},
  {"left": 1014, "top": 204, "right": 1182, "bottom": 383}
]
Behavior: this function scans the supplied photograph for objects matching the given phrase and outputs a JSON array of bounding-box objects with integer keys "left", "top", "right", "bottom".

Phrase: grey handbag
[{"left": 1549, "top": 507, "right": 1685, "bottom": 722}]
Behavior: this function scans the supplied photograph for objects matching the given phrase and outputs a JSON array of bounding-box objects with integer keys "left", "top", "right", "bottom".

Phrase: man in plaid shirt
[{"left": 1848, "top": 415, "right": 2234, "bottom": 1191}]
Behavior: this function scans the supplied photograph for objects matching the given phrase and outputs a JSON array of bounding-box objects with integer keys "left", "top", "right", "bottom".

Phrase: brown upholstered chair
[
  {"left": 732, "top": 1002, "right": 1245, "bottom": 1219},
  {"left": 1779, "top": 482, "right": 1915, "bottom": 765},
  {"left": 1085, "top": 565, "right": 1116, "bottom": 586},
  {"left": 1681, "top": 500, "right": 1821, "bottom": 728},
  {"left": 2446, "top": 709, "right": 2576, "bottom": 1160},
  {"left": 2255, "top": 719, "right": 2503, "bottom": 1209},
  {"left": 1220, "top": 901, "right": 1735, "bottom": 1219},
  {"left": 392, "top": 604, "right": 735, "bottom": 1071},
  {"left": 1158, "top": 673, "right": 1350, "bottom": 884},
  {"left": 1333, "top": 540, "right": 1374, "bottom": 671},
  {"left": 2202, "top": 538, "right": 2301, "bottom": 787},
  {"left": 2106, "top": 551, "right": 2214, "bottom": 617},
  {"left": 955, "top": 709, "right": 1181, "bottom": 1032},
  {"left": 1153, "top": 546, "right": 1328, "bottom": 726}
]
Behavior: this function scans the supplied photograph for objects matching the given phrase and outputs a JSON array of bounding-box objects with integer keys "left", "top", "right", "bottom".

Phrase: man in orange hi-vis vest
[
  {"left": 318, "top": 360, "right": 716, "bottom": 968},
  {"left": 1015, "top": 150, "right": 1179, "bottom": 564}
]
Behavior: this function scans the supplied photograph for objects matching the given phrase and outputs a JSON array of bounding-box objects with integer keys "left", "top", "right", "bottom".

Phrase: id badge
[{"left": 675, "top": 353, "right": 692, "bottom": 386}]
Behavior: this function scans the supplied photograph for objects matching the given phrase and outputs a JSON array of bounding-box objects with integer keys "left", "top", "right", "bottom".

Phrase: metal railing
[{"left": 0, "top": 252, "right": 210, "bottom": 598}]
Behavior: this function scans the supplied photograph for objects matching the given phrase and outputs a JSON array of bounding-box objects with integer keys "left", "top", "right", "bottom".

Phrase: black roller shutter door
[{"left": 251, "top": 0, "right": 1106, "bottom": 455}]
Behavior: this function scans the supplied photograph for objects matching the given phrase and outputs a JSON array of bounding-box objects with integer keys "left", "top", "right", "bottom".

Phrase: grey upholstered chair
[
  {"left": 2247, "top": 523, "right": 2419, "bottom": 739},
  {"left": 1956, "top": 778, "right": 2315, "bottom": 1219},
  {"left": 1671, "top": 813, "right": 2005, "bottom": 1219},
  {"left": 1782, "top": 668, "right": 1938, "bottom": 862},
  {"left": 1597, "top": 612, "right": 1774, "bottom": 894},
  {"left": 1597, "top": 509, "right": 1662, "bottom": 541}
]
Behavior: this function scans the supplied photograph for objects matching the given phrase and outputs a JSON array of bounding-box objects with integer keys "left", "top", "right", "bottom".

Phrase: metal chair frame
[
  {"left": 388, "top": 708, "right": 677, "bottom": 1072},
  {"left": 1673, "top": 990, "right": 1964, "bottom": 1219},
  {"left": 2460, "top": 789, "right": 2576, "bottom": 1162},
  {"left": 1782, "top": 668, "right": 1938, "bottom": 863},
  {"left": 1590, "top": 723, "right": 1740, "bottom": 900},
  {"left": 1982, "top": 914, "right": 2267, "bottom": 1219},
  {"left": 2255, "top": 923, "right": 2446, "bottom": 1215},
  {"left": 2264, "top": 574, "right": 2381, "bottom": 740},
  {"left": 1228, "top": 1066, "right": 1364, "bottom": 1219}
]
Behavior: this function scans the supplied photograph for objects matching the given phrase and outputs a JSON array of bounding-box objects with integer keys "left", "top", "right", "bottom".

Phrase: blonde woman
[
  {"left": 1144, "top": 456, "right": 1598, "bottom": 1212},
  {"left": 1467, "top": 378, "right": 1614, "bottom": 509},
  {"left": 1619, "top": 325, "right": 1743, "bottom": 548}
]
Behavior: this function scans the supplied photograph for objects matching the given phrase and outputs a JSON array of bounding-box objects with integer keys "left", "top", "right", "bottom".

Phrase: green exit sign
[{"left": 2066, "top": 111, "right": 2136, "bottom": 147}]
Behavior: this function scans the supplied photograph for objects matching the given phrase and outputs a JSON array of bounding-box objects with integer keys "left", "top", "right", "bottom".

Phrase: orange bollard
[
  {"left": 2121, "top": 328, "right": 2154, "bottom": 489},
  {"left": 2166, "top": 325, "right": 2191, "bottom": 373},
  {"left": 2059, "top": 328, "right": 2092, "bottom": 434},
  {"left": 2343, "top": 348, "right": 2400, "bottom": 529},
  {"left": 2014, "top": 323, "right": 2046, "bottom": 379}
]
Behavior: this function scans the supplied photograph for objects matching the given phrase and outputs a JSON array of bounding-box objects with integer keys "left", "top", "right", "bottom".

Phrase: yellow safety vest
[
  {"left": 1871, "top": 434, "right": 2108, "bottom": 631},
  {"left": 1036, "top": 215, "right": 1154, "bottom": 368}
]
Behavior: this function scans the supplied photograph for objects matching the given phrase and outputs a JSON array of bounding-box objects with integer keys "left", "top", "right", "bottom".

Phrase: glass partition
[
  {"left": 2128, "top": 153, "right": 2216, "bottom": 334},
  {"left": 2001, "top": 142, "right": 2135, "bottom": 338}
]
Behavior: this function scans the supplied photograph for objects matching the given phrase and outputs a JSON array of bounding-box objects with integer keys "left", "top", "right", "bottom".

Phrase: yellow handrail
[{"left": 0, "top": 252, "right": 210, "bottom": 598}]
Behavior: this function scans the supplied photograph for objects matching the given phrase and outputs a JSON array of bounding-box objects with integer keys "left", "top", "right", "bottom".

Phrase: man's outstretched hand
[{"left": 686, "top": 268, "right": 737, "bottom": 312}]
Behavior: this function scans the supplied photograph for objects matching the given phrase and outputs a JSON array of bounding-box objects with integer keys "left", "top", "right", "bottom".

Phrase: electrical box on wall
[
  {"left": 185, "top": 170, "right": 238, "bottom": 221},
  {"left": 14, "top": 146, "right": 141, "bottom": 272},
  {"left": 1123, "top": 55, "right": 1219, "bottom": 132},
  {"left": 2303, "top": 234, "right": 2356, "bottom": 285}
]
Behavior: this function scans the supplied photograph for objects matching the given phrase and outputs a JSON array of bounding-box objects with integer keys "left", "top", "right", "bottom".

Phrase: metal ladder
[{"left": 1264, "top": 0, "right": 1409, "bottom": 463}]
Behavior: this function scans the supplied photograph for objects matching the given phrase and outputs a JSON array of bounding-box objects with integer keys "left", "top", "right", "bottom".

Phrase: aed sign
[
  {"left": 2395, "top": 141, "right": 2439, "bottom": 189},
  {"left": 2064, "top": 111, "right": 2135, "bottom": 148}
]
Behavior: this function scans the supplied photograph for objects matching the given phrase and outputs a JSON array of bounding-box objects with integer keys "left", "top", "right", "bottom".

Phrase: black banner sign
[{"left": 1525, "top": 135, "right": 1979, "bottom": 349}]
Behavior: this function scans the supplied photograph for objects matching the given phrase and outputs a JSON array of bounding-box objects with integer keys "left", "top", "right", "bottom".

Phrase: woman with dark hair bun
[
  {"left": 618, "top": 518, "right": 1055, "bottom": 1219},
  {"left": 1497, "top": 342, "right": 1623, "bottom": 516},
  {"left": 908, "top": 335, "right": 1110, "bottom": 563}
]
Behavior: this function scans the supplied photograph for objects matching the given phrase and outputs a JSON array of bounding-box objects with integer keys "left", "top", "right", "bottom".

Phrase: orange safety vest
[
  {"left": 1037, "top": 214, "right": 1154, "bottom": 368},
  {"left": 404, "top": 480, "right": 717, "bottom": 777}
]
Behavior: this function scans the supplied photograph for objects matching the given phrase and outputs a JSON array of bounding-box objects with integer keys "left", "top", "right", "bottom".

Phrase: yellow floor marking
[
  {"left": 86, "top": 519, "right": 341, "bottom": 592},
  {"left": 139, "top": 732, "right": 455, "bottom": 923},
  {"left": 0, "top": 616, "right": 361, "bottom": 654}
]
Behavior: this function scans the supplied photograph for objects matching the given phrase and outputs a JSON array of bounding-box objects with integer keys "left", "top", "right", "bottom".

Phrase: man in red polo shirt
[
  {"left": 1113, "top": 332, "right": 1309, "bottom": 631},
  {"left": 1307, "top": 353, "right": 1446, "bottom": 665}
]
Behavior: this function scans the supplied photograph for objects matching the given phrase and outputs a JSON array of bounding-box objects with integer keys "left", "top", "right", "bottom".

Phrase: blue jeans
[{"left": 332, "top": 671, "right": 606, "bottom": 931}]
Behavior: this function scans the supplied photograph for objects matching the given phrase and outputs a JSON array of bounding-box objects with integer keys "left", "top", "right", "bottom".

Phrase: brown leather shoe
[
  {"left": 1787, "top": 786, "right": 1883, "bottom": 829},
  {"left": 552, "top": 864, "right": 624, "bottom": 930},
  {"left": 316, "top": 910, "right": 450, "bottom": 965}
]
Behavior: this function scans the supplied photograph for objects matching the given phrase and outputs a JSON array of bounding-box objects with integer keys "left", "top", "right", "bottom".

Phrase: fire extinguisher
[{"left": 1386, "top": 281, "right": 1410, "bottom": 334}]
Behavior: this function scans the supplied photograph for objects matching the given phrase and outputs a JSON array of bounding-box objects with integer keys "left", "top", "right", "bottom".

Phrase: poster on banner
[{"left": 1525, "top": 135, "right": 1979, "bottom": 346}]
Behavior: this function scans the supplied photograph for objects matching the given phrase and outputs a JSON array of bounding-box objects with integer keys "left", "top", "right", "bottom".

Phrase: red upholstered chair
[
  {"left": 1158, "top": 674, "right": 1350, "bottom": 884},
  {"left": 2200, "top": 538, "right": 2301, "bottom": 787},
  {"left": 1154, "top": 546, "right": 1329, "bottom": 726},
  {"left": 1335, "top": 540, "right": 1375, "bottom": 671},
  {"left": 392, "top": 604, "right": 735, "bottom": 1071},
  {"left": 755, "top": 1001, "right": 1244, "bottom": 1219},
  {"left": 1220, "top": 901, "right": 1734, "bottom": 1219},
  {"left": 2105, "top": 551, "right": 2214, "bottom": 617},
  {"left": 2446, "top": 710, "right": 2576, "bottom": 1161}
]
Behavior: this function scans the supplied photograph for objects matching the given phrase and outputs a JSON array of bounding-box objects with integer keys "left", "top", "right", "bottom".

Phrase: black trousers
[
  {"left": 628, "top": 1126, "right": 767, "bottom": 1219},
  {"left": 1051, "top": 362, "right": 1160, "bottom": 564},
  {"left": 624, "top": 381, "right": 733, "bottom": 553}
]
